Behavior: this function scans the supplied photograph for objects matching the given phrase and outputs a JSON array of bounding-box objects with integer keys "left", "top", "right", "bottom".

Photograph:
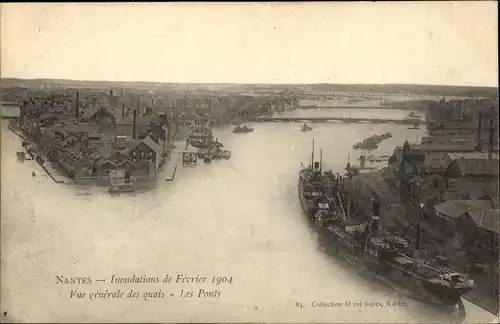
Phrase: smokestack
[
  {"left": 489, "top": 120, "right": 494, "bottom": 160},
  {"left": 209, "top": 97, "right": 212, "bottom": 111},
  {"left": 372, "top": 200, "right": 380, "bottom": 217},
  {"left": 319, "top": 149, "right": 323, "bottom": 174},
  {"left": 476, "top": 112, "right": 482, "bottom": 152},
  {"left": 75, "top": 91, "right": 79, "bottom": 119},
  {"left": 133, "top": 109, "right": 137, "bottom": 139},
  {"left": 122, "top": 103, "right": 125, "bottom": 117},
  {"left": 152, "top": 98, "right": 154, "bottom": 110},
  {"left": 369, "top": 200, "right": 380, "bottom": 236}
]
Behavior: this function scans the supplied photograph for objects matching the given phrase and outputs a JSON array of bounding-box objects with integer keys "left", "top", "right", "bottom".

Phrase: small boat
[
  {"left": 233, "top": 125, "right": 254, "bottom": 133},
  {"left": 409, "top": 111, "right": 422, "bottom": 118},
  {"left": 215, "top": 150, "right": 231, "bottom": 160},
  {"left": 16, "top": 151, "right": 26, "bottom": 161},
  {"left": 204, "top": 154, "right": 213, "bottom": 163},
  {"left": 221, "top": 150, "right": 231, "bottom": 159},
  {"left": 301, "top": 123, "right": 313, "bottom": 132}
]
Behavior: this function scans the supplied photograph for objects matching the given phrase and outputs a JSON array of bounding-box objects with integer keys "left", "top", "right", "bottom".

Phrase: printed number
[{"left": 212, "top": 276, "right": 233, "bottom": 285}]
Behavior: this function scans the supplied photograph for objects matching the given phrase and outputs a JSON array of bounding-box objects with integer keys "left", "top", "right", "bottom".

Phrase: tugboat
[
  {"left": 203, "top": 153, "right": 213, "bottom": 164},
  {"left": 408, "top": 122, "right": 421, "bottom": 130},
  {"left": 409, "top": 111, "right": 422, "bottom": 119},
  {"left": 301, "top": 123, "right": 313, "bottom": 132},
  {"left": 233, "top": 124, "right": 254, "bottom": 133},
  {"left": 298, "top": 142, "right": 472, "bottom": 321}
]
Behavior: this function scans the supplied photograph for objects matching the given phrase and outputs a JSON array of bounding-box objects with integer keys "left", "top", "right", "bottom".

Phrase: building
[
  {"left": 443, "top": 152, "right": 499, "bottom": 167},
  {"left": 444, "top": 158, "right": 499, "bottom": 178},
  {"left": 429, "top": 199, "right": 499, "bottom": 262}
]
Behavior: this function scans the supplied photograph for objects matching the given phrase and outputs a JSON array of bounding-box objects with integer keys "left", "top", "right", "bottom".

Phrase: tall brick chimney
[
  {"left": 133, "top": 109, "right": 137, "bottom": 139},
  {"left": 476, "top": 112, "right": 482, "bottom": 152},
  {"left": 75, "top": 91, "right": 79, "bottom": 119},
  {"left": 489, "top": 119, "right": 494, "bottom": 160}
]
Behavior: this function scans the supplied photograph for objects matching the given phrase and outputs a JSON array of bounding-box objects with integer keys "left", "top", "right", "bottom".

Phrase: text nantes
[{"left": 56, "top": 276, "right": 92, "bottom": 284}]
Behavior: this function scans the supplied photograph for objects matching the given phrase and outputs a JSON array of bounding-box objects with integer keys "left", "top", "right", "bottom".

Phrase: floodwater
[{"left": 1, "top": 110, "right": 497, "bottom": 323}]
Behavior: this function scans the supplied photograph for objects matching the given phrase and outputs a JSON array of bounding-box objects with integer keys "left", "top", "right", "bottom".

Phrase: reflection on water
[{"left": 0, "top": 119, "right": 496, "bottom": 323}]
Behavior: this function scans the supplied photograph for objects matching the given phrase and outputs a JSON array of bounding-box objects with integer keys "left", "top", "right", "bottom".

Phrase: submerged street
[{"left": 0, "top": 111, "right": 496, "bottom": 323}]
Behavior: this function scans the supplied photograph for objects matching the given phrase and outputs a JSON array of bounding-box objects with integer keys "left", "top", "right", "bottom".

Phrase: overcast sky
[{"left": 1, "top": 2, "right": 497, "bottom": 86}]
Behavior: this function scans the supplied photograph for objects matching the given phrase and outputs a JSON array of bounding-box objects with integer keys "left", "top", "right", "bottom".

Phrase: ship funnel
[
  {"left": 372, "top": 199, "right": 380, "bottom": 218},
  {"left": 370, "top": 200, "right": 380, "bottom": 235}
]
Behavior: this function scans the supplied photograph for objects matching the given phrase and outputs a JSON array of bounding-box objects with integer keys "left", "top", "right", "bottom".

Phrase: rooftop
[{"left": 448, "top": 158, "right": 499, "bottom": 176}]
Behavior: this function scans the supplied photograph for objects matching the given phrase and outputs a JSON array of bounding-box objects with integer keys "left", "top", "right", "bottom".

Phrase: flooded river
[
  {"left": 0, "top": 109, "right": 497, "bottom": 323},
  {"left": 273, "top": 107, "right": 425, "bottom": 121}
]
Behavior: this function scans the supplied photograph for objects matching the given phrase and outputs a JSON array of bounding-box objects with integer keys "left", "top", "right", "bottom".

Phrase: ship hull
[
  {"left": 189, "top": 140, "right": 209, "bottom": 149},
  {"left": 314, "top": 222, "right": 467, "bottom": 320},
  {"left": 297, "top": 175, "right": 317, "bottom": 220},
  {"left": 297, "top": 182, "right": 467, "bottom": 321}
]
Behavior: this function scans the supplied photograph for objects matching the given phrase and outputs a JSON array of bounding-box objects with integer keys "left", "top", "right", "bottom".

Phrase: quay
[{"left": 246, "top": 116, "right": 426, "bottom": 125}]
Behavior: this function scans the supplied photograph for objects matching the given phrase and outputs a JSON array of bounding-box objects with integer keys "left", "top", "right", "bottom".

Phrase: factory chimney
[
  {"left": 133, "top": 109, "right": 137, "bottom": 140},
  {"left": 136, "top": 94, "right": 140, "bottom": 116},
  {"left": 122, "top": 103, "right": 125, "bottom": 117},
  {"left": 476, "top": 113, "right": 482, "bottom": 152},
  {"left": 75, "top": 91, "right": 80, "bottom": 119}
]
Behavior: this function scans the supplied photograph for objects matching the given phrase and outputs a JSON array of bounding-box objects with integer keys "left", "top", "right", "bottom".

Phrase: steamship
[{"left": 297, "top": 140, "right": 475, "bottom": 320}]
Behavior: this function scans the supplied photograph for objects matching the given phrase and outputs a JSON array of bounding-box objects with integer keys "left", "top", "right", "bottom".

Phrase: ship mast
[
  {"left": 319, "top": 149, "right": 323, "bottom": 174},
  {"left": 413, "top": 202, "right": 424, "bottom": 271},
  {"left": 311, "top": 137, "right": 315, "bottom": 169},
  {"left": 347, "top": 171, "right": 353, "bottom": 220}
]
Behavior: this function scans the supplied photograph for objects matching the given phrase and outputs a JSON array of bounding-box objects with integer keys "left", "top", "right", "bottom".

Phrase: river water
[
  {"left": 0, "top": 109, "right": 496, "bottom": 323},
  {"left": 273, "top": 107, "right": 424, "bottom": 121}
]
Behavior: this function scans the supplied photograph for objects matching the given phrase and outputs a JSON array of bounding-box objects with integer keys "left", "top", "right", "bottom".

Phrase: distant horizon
[{"left": 1, "top": 77, "right": 498, "bottom": 89}]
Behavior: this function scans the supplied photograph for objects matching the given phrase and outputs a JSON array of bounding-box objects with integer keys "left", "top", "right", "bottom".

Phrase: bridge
[{"left": 245, "top": 116, "right": 426, "bottom": 125}]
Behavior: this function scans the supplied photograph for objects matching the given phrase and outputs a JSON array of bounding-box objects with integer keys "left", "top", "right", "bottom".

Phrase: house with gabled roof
[{"left": 87, "top": 107, "right": 116, "bottom": 124}]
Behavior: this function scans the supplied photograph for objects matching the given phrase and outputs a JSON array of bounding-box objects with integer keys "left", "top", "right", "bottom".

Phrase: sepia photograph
[{"left": 1, "top": 2, "right": 498, "bottom": 323}]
